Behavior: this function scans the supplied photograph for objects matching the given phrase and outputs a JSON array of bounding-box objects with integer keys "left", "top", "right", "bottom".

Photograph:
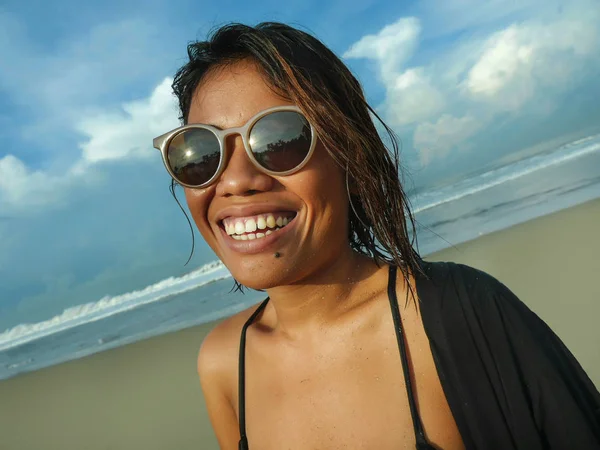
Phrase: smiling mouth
[{"left": 220, "top": 212, "right": 297, "bottom": 241}]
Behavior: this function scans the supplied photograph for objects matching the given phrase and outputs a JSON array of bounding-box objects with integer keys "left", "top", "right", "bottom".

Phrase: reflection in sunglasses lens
[
  {"left": 250, "top": 111, "right": 312, "bottom": 172},
  {"left": 167, "top": 129, "right": 220, "bottom": 186}
]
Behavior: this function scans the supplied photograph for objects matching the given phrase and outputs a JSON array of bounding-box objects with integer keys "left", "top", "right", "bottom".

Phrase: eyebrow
[{"left": 187, "top": 119, "right": 223, "bottom": 129}]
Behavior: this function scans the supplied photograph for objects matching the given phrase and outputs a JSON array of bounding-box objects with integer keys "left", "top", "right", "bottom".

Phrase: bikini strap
[
  {"left": 238, "top": 297, "right": 270, "bottom": 450},
  {"left": 387, "top": 265, "right": 430, "bottom": 448},
  {"left": 238, "top": 270, "right": 430, "bottom": 450}
]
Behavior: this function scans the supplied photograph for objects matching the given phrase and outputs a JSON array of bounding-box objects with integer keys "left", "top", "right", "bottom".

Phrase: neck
[{"left": 264, "top": 248, "right": 386, "bottom": 339}]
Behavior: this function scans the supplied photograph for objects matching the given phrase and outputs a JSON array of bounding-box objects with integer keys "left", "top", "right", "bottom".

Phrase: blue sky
[{"left": 1, "top": 0, "right": 599, "bottom": 330}]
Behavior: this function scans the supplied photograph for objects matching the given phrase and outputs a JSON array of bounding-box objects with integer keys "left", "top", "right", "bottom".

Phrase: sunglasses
[{"left": 153, "top": 105, "right": 317, "bottom": 188}]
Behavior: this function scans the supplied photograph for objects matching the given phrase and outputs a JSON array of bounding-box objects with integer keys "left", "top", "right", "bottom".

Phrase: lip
[
  {"left": 217, "top": 214, "right": 298, "bottom": 255},
  {"left": 214, "top": 203, "right": 298, "bottom": 223}
]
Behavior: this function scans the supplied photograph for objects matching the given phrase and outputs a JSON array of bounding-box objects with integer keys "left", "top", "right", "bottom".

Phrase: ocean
[{"left": 1, "top": 133, "right": 599, "bottom": 380}]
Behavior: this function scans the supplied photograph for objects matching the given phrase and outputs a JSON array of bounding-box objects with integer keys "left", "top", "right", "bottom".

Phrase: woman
[{"left": 153, "top": 22, "right": 600, "bottom": 450}]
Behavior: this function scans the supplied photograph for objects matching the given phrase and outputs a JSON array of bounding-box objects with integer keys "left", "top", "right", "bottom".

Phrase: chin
[
  {"left": 226, "top": 261, "right": 288, "bottom": 291},
  {"left": 231, "top": 274, "right": 280, "bottom": 291}
]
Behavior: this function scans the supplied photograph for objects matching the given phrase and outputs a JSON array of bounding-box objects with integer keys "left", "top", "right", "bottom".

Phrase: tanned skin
[{"left": 187, "top": 60, "right": 465, "bottom": 450}]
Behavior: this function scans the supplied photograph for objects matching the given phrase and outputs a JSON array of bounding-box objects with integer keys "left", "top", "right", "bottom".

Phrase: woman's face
[{"left": 184, "top": 61, "right": 351, "bottom": 289}]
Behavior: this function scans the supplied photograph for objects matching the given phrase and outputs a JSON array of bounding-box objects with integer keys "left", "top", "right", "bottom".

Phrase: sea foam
[
  {"left": 0, "top": 260, "right": 231, "bottom": 351},
  {"left": 412, "top": 134, "right": 600, "bottom": 213}
]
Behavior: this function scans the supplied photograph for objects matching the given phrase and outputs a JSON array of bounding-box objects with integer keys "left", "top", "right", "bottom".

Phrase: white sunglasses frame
[{"left": 152, "top": 105, "right": 317, "bottom": 188}]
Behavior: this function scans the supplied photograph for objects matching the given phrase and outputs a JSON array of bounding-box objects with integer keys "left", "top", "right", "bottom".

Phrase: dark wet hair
[{"left": 170, "top": 22, "right": 422, "bottom": 292}]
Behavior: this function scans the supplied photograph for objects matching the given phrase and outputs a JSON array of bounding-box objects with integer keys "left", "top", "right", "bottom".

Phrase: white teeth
[
  {"left": 235, "top": 222, "right": 245, "bottom": 235},
  {"left": 225, "top": 213, "right": 295, "bottom": 240},
  {"left": 232, "top": 231, "right": 272, "bottom": 240},
  {"left": 231, "top": 228, "right": 289, "bottom": 240},
  {"left": 245, "top": 219, "right": 257, "bottom": 233}
]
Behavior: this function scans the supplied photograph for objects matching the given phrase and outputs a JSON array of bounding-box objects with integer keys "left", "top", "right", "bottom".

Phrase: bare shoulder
[
  {"left": 197, "top": 301, "right": 266, "bottom": 395},
  {"left": 197, "top": 303, "right": 266, "bottom": 449}
]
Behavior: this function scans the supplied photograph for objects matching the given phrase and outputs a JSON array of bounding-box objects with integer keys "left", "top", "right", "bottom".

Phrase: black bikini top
[{"left": 237, "top": 265, "right": 436, "bottom": 450}]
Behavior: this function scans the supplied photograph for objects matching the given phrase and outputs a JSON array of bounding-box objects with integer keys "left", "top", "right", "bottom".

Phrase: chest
[{"left": 240, "top": 311, "right": 465, "bottom": 450}]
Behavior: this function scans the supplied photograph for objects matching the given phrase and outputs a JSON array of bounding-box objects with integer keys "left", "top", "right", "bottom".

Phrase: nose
[{"left": 215, "top": 134, "right": 274, "bottom": 197}]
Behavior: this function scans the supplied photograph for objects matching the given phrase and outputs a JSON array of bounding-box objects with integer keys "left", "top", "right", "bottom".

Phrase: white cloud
[
  {"left": 383, "top": 68, "right": 445, "bottom": 127},
  {"left": 0, "top": 12, "right": 182, "bottom": 215},
  {"left": 466, "top": 26, "right": 535, "bottom": 98},
  {"left": 344, "top": 17, "right": 445, "bottom": 126},
  {"left": 466, "top": 18, "right": 599, "bottom": 110},
  {"left": 74, "top": 78, "right": 179, "bottom": 169},
  {"left": 344, "top": 18, "right": 421, "bottom": 84},
  {"left": 414, "top": 114, "right": 482, "bottom": 165},
  {"left": 346, "top": 0, "right": 600, "bottom": 165},
  {"left": 0, "top": 78, "right": 179, "bottom": 214},
  {"left": 0, "top": 155, "right": 73, "bottom": 210}
]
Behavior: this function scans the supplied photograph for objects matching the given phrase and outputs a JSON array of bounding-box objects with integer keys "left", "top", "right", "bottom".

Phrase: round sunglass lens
[
  {"left": 249, "top": 111, "right": 312, "bottom": 173},
  {"left": 166, "top": 128, "right": 221, "bottom": 186}
]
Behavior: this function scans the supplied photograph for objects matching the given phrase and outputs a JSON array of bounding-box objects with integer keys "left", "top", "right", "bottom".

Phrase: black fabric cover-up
[
  {"left": 238, "top": 260, "right": 600, "bottom": 449},
  {"left": 416, "top": 260, "right": 600, "bottom": 449}
]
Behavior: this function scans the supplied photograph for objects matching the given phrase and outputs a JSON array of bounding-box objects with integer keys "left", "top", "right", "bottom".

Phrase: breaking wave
[
  {"left": 0, "top": 260, "right": 231, "bottom": 351},
  {"left": 412, "top": 134, "right": 600, "bottom": 213}
]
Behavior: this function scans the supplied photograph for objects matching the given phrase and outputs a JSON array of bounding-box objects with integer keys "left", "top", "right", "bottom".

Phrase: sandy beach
[{"left": 1, "top": 198, "right": 599, "bottom": 450}]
